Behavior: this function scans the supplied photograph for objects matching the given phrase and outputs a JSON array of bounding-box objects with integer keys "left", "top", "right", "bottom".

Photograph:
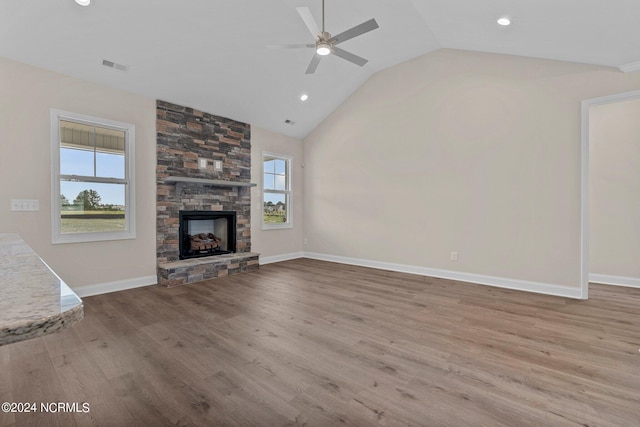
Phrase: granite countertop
[{"left": 0, "top": 233, "right": 83, "bottom": 346}]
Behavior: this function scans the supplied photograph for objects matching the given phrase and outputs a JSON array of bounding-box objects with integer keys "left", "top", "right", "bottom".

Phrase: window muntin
[
  {"left": 51, "top": 110, "right": 135, "bottom": 243},
  {"left": 263, "top": 153, "right": 292, "bottom": 229}
]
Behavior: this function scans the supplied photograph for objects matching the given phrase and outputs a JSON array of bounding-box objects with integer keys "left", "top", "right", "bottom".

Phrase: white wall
[
  {"left": 303, "top": 49, "right": 640, "bottom": 292},
  {"left": 0, "top": 56, "right": 157, "bottom": 290},
  {"left": 589, "top": 98, "right": 640, "bottom": 282},
  {"left": 250, "top": 126, "right": 304, "bottom": 261}
]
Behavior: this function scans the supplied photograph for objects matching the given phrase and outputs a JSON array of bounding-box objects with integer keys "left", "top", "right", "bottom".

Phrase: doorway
[{"left": 581, "top": 89, "right": 640, "bottom": 298}]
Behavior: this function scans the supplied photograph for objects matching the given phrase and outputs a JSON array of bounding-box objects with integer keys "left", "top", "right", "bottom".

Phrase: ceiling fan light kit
[
  {"left": 316, "top": 41, "right": 332, "bottom": 56},
  {"left": 275, "top": 0, "right": 379, "bottom": 74}
]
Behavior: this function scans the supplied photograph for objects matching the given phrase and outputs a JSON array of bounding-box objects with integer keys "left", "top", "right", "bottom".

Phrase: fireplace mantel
[{"left": 163, "top": 176, "right": 257, "bottom": 187}]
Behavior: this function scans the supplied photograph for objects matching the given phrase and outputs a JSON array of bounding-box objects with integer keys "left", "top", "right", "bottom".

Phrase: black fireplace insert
[{"left": 179, "top": 210, "right": 236, "bottom": 260}]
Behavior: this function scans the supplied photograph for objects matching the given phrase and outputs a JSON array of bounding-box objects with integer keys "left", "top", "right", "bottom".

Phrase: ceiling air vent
[{"left": 101, "top": 59, "right": 128, "bottom": 72}]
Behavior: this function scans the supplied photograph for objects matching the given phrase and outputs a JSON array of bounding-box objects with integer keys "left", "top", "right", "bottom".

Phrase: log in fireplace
[{"left": 179, "top": 210, "right": 236, "bottom": 260}]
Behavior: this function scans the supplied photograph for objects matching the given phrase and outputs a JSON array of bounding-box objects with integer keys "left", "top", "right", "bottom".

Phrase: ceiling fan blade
[
  {"left": 266, "top": 44, "right": 315, "bottom": 50},
  {"left": 305, "top": 54, "right": 322, "bottom": 74},
  {"left": 329, "top": 18, "right": 379, "bottom": 45},
  {"left": 296, "top": 7, "right": 321, "bottom": 37},
  {"left": 332, "top": 47, "right": 368, "bottom": 67}
]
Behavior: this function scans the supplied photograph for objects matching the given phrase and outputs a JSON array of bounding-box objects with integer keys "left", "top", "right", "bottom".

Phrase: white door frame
[{"left": 580, "top": 89, "right": 640, "bottom": 299}]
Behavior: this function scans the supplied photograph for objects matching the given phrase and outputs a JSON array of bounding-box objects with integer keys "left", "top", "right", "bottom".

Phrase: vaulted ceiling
[{"left": 1, "top": 0, "right": 639, "bottom": 138}]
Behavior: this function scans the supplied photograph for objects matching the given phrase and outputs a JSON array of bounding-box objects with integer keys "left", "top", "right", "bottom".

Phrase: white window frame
[
  {"left": 50, "top": 109, "right": 136, "bottom": 244},
  {"left": 262, "top": 151, "right": 293, "bottom": 230}
]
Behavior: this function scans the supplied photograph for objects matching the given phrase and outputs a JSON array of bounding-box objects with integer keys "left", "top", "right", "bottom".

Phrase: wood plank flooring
[{"left": 1, "top": 258, "right": 639, "bottom": 426}]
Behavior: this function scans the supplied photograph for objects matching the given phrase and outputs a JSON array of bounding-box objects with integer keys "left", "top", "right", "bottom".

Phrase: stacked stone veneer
[{"left": 156, "top": 100, "right": 258, "bottom": 286}]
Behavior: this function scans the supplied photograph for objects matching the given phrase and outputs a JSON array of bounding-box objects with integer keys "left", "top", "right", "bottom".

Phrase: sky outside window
[{"left": 59, "top": 120, "right": 126, "bottom": 205}]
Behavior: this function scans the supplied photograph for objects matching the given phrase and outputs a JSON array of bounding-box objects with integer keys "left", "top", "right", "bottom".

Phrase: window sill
[
  {"left": 52, "top": 230, "right": 136, "bottom": 244},
  {"left": 262, "top": 223, "right": 293, "bottom": 230}
]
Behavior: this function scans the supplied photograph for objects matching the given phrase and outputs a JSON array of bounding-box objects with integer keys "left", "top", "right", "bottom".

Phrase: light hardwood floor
[{"left": 1, "top": 258, "right": 639, "bottom": 426}]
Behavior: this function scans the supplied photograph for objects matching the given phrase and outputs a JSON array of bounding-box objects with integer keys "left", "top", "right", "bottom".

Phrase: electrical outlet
[
  {"left": 11, "top": 199, "right": 39, "bottom": 211},
  {"left": 213, "top": 160, "right": 223, "bottom": 171},
  {"left": 198, "top": 158, "right": 208, "bottom": 169},
  {"left": 450, "top": 251, "right": 458, "bottom": 261}
]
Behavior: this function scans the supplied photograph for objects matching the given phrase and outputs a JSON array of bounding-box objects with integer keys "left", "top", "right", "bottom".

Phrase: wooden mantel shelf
[{"left": 163, "top": 176, "right": 257, "bottom": 187}]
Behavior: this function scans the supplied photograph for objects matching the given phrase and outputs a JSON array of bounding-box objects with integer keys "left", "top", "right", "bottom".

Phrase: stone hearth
[{"left": 155, "top": 100, "right": 258, "bottom": 286}]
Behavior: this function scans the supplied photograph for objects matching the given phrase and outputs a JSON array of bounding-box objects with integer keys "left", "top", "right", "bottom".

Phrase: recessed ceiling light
[
  {"left": 497, "top": 17, "right": 511, "bottom": 26},
  {"left": 75, "top": 0, "right": 91, "bottom": 6},
  {"left": 300, "top": 94, "right": 309, "bottom": 101}
]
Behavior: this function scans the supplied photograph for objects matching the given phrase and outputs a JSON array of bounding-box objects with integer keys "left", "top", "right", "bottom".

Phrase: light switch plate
[
  {"left": 11, "top": 199, "right": 39, "bottom": 211},
  {"left": 214, "top": 160, "right": 223, "bottom": 171},
  {"left": 198, "top": 158, "right": 208, "bottom": 169}
]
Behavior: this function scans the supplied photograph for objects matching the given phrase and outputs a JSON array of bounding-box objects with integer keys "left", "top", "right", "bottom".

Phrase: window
[
  {"left": 263, "top": 152, "right": 292, "bottom": 229},
  {"left": 51, "top": 109, "right": 135, "bottom": 243}
]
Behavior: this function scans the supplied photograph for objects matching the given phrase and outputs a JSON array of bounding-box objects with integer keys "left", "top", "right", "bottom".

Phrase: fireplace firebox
[{"left": 179, "top": 210, "right": 236, "bottom": 260}]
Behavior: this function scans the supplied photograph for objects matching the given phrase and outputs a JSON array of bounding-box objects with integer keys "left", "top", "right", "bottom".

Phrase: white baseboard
[
  {"left": 72, "top": 253, "right": 592, "bottom": 299},
  {"left": 303, "top": 252, "right": 586, "bottom": 299},
  {"left": 73, "top": 275, "right": 157, "bottom": 298},
  {"left": 260, "top": 252, "right": 304, "bottom": 265},
  {"left": 589, "top": 274, "right": 640, "bottom": 288}
]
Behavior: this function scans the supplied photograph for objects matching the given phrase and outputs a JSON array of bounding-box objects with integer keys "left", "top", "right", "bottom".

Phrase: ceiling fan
[{"left": 271, "top": 0, "right": 379, "bottom": 74}]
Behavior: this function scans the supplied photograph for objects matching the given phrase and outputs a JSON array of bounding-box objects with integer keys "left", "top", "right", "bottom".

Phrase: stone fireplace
[{"left": 155, "top": 100, "right": 258, "bottom": 286}]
